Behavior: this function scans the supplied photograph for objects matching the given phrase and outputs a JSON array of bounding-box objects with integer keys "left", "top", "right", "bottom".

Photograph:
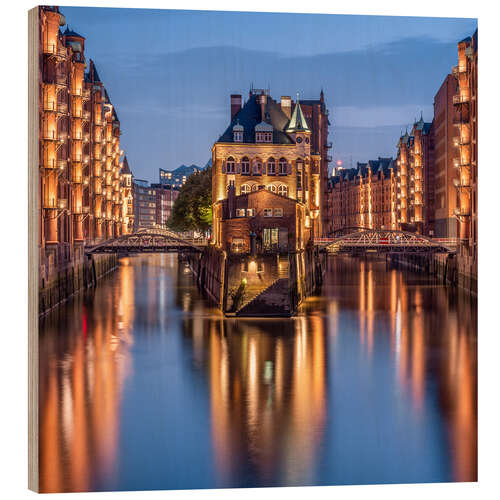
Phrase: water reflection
[{"left": 39, "top": 254, "right": 477, "bottom": 492}]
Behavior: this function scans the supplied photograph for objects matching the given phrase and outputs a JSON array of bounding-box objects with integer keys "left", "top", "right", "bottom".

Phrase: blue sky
[{"left": 62, "top": 7, "right": 477, "bottom": 180}]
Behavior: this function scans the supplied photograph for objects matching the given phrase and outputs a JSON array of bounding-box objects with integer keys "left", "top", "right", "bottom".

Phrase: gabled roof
[
  {"left": 286, "top": 98, "right": 311, "bottom": 133},
  {"left": 217, "top": 94, "right": 294, "bottom": 145},
  {"left": 121, "top": 156, "right": 131, "bottom": 175},
  {"left": 64, "top": 26, "right": 85, "bottom": 38},
  {"left": 86, "top": 59, "right": 101, "bottom": 83}
]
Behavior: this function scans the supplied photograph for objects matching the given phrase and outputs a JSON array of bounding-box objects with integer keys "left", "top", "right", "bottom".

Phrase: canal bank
[
  {"left": 183, "top": 245, "right": 324, "bottom": 316},
  {"left": 39, "top": 248, "right": 118, "bottom": 315},
  {"left": 389, "top": 252, "right": 477, "bottom": 295}
]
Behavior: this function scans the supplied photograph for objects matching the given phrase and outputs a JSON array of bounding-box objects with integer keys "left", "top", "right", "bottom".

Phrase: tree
[{"left": 167, "top": 167, "right": 212, "bottom": 232}]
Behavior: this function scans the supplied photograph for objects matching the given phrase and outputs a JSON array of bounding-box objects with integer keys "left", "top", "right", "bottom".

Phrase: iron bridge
[
  {"left": 315, "top": 229, "right": 456, "bottom": 254},
  {"left": 85, "top": 230, "right": 205, "bottom": 255}
]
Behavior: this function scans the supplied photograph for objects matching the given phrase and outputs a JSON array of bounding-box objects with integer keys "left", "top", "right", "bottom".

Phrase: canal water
[{"left": 39, "top": 254, "right": 477, "bottom": 493}]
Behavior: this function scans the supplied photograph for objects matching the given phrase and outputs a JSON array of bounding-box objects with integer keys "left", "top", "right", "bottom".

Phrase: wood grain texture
[{"left": 28, "top": 6, "right": 39, "bottom": 493}]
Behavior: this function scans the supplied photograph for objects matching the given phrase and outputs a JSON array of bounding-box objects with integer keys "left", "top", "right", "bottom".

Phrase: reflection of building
[
  {"left": 39, "top": 260, "right": 135, "bottom": 493},
  {"left": 327, "top": 158, "right": 397, "bottom": 232},
  {"left": 212, "top": 89, "right": 330, "bottom": 253},
  {"left": 204, "top": 317, "right": 327, "bottom": 486}
]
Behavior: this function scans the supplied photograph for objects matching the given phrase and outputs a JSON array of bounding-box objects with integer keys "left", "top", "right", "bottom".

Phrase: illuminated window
[
  {"left": 253, "top": 159, "right": 262, "bottom": 175},
  {"left": 278, "top": 185, "right": 288, "bottom": 197},
  {"left": 236, "top": 208, "right": 246, "bottom": 217},
  {"left": 226, "top": 157, "right": 235, "bottom": 174},
  {"left": 279, "top": 158, "right": 287, "bottom": 175},
  {"left": 241, "top": 184, "right": 251, "bottom": 194},
  {"left": 263, "top": 208, "right": 273, "bottom": 217},
  {"left": 247, "top": 208, "right": 256, "bottom": 217},
  {"left": 241, "top": 157, "right": 250, "bottom": 175},
  {"left": 274, "top": 208, "right": 283, "bottom": 217},
  {"left": 267, "top": 184, "right": 277, "bottom": 193},
  {"left": 267, "top": 157, "right": 276, "bottom": 175}
]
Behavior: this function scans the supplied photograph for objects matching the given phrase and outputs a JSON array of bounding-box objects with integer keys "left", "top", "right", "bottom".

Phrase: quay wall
[
  {"left": 185, "top": 245, "right": 325, "bottom": 315},
  {"left": 390, "top": 252, "right": 477, "bottom": 295},
  {"left": 39, "top": 247, "right": 118, "bottom": 315}
]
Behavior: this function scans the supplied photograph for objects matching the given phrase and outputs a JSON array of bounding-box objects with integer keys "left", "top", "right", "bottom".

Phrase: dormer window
[
  {"left": 255, "top": 121, "right": 273, "bottom": 143},
  {"left": 232, "top": 119, "right": 244, "bottom": 142}
]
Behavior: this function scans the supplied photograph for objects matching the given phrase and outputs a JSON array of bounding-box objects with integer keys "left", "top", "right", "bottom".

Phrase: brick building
[
  {"left": 327, "top": 158, "right": 397, "bottom": 233},
  {"left": 433, "top": 74, "right": 459, "bottom": 238},
  {"left": 151, "top": 183, "right": 179, "bottom": 228},
  {"left": 39, "top": 6, "right": 133, "bottom": 276},
  {"left": 211, "top": 89, "right": 330, "bottom": 253},
  {"left": 396, "top": 116, "right": 433, "bottom": 234}
]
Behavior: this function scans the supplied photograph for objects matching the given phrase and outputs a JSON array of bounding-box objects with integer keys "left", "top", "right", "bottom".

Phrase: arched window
[
  {"left": 279, "top": 158, "right": 287, "bottom": 175},
  {"left": 267, "top": 184, "right": 277, "bottom": 193},
  {"left": 251, "top": 183, "right": 258, "bottom": 191},
  {"left": 267, "top": 157, "right": 276, "bottom": 175},
  {"left": 226, "top": 157, "right": 235, "bottom": 174},
  {"left": 278, "top": 184, "right": 288, "bottom": 197},
  {"left": 241, "top": 157, "right": 250, "bottom": 175},
  {"left": 241, "top": 184, "right": 251, "bottom": 194},
  {"left": 253, "top": 158, "right": 262, "bottom": 175}
]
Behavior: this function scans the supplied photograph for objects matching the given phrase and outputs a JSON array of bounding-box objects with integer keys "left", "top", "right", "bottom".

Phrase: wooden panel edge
[{"left": 28, "top": 5, "right": 39, "bottom": 493}]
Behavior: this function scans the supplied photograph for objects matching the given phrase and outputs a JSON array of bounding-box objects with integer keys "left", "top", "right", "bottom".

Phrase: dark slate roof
[
  {"left": 85, "top": 59, "right": 101, "bottom": 83},
  {"left": 122, "top": 156, "right": 131, "bottom": 175},
  {"left": 217, "top": 94, "right": 294, "bottom": 145},
  {"left": 64, "top": 26, "right": 85, "bottom": 38}
]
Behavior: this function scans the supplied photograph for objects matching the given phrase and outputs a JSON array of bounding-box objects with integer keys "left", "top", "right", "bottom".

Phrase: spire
[
  {"left": 121, "top": 156, "right": 131, "bottom": 175},
  {"left": 286, "top": 93, "right": 311, "bottom": 133}
]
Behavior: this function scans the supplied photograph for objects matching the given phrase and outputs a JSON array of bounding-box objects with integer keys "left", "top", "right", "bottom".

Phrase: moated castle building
[{"left": 211, "top": 89, "right": 330, "bottom": 254}]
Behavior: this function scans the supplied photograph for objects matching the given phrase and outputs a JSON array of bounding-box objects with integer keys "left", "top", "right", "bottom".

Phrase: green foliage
[{"left": 167, "top": 167, "right": 212, "bottom": 232}]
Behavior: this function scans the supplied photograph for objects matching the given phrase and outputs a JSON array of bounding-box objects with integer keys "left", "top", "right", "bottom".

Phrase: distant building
[
  {"left": 327, "top": 158, "right": 397, "bottom": 233},
  {"left": 159, "top": 164, "right": 202, "bottom": 188},
  {"left": 396, "top": 116, "right": 434, "bottom": 235},
  {"left": 151, "top": 183, "right": 179, "bottom": 227},
  {"left": 133, "top": 180, "right": 156, "bottom": 230}
]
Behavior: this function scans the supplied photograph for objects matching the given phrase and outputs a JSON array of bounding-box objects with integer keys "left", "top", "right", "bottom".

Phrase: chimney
[
  {"left": 230, "top": 94, "right": 242, "bottom": 121},
  {"left": 259, "top": 92, "right": 267, "bottom": 122},
  {"left": 227, "top": 180, "right": 236, "bottom": 218},
  {"left": 281, "top": 96, "right": 291, "bottom": 118}
]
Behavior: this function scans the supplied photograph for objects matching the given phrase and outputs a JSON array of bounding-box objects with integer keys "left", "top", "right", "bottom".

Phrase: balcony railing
[
  {"left": 82, "top": 110, "right": 91, "bottom": 120},
  {"left": 453, "top": 178, "right": 471, "bottom": 189},
  {"left": 43, "top": 101, "right": 57, "bottom": 112},
  {"left": 72, "top": 131, "right": 83, "bottom": 140},
  {"left": 58, "top": 198, "right": 68, "bottom": 210},
  {"left": 82, "top": 206, "right": 90, "bottom": 214},
  {"left": 453, "top": 94, "right": 469, "bottom": 105},
  {"left": 72, "top": 109, "right": 83, "bottom": 118},
  {"left": 73, "top": 154, "right": 82, "bottom": 163},
  {"left": 72, "top": 174, "right": 83, "bottom": 184},
  {"left": 57, "top": 102, "right": 68, "bottom": 114},
  {"left": 57, "top": 159, "right": 67, "bottom": 170},
  {"left": 454, "top": 207, "right": 470, "bottom": 217},
  {"left": 42, "top": 158, "right": 57, "bottom": 169},
  {"left": 43, "top": 198, "right": 58, "bottom": 209},
  {"left": 56, "top": 74, "right": 67, "bottom": 86},
  {"left": 452, "top": 65, "right": 466, "bottom": 75},
  {"left": 43, "top": 130, "right": 58, "bottom": 141}
]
